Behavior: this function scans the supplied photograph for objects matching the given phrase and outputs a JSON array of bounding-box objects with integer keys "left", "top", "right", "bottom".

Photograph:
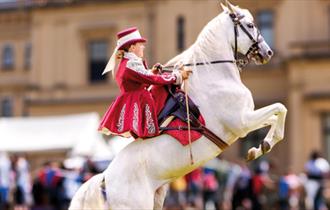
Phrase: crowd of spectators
[
  {"left": 164, "top": 153, "right": 330, "bottom": 210},
  {"left": 0, "top": 151, "right": 329, "bottom": 210},
  {"left": 0, "top": 153, "right": 102, "bottom": 210}
]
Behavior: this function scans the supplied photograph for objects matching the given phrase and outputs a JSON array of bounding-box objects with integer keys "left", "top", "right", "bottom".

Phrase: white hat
[{"left": 102, "top": 27, "right": 147, "bottom": 75}]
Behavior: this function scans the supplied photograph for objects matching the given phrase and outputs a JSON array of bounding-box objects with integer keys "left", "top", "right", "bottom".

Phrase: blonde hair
[
  {"left": 112, "top": 50, "right": 125, "bottom": 79},
  {"left": 116, "top": 50, "right": 125, "bottom": 60}
]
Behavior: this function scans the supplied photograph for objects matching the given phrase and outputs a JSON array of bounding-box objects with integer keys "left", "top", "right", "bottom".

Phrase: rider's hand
[
  {"left": 151, "top": 63, "right": 163, "bottom": 74},
  {"left": 181, "top": 68, "right": 192, "bottom": 80}
]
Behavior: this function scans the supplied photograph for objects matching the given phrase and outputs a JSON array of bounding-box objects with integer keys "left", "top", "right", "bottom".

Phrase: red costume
[
  {"left": 99, "top": 27, "right": 205, "bottom": 144},
  {"left": 99, "top": 52, "right": 181, "bottom": 138}
]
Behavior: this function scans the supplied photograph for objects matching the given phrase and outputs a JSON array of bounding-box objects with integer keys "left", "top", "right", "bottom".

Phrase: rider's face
[{"left": 129, "top": 42, "right": 145, "bottom": 58}]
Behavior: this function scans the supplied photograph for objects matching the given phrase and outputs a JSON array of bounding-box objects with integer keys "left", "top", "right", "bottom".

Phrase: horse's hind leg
[
  {"left": 154, "top": 184, "right": 169, "bottom": 210},
  {"left": 237, "top": 103, "right": 287, "bottom": 160}
]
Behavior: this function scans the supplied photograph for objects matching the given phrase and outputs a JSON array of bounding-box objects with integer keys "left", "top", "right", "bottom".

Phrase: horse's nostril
[{"left": 267, "top": 50, "right": 273, "bottom": 56}]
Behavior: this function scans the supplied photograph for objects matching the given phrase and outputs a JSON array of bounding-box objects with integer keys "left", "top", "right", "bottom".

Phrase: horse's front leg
[
  {"left": 237, "top": 103, "right": 287, "bottom": 160},
  {"left": 154, "top": 184, "right": 169, "bottom": 210},
  {"left": 246, "top": 115, "right": 278, "bottom": 161}
]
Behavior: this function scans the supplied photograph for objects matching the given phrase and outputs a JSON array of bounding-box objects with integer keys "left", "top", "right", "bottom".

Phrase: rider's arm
[{"left": 125, "top": 59, "right": 182, "bottom": 85}]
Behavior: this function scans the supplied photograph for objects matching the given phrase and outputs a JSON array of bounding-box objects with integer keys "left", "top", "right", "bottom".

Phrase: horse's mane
[{"left": 165, "top": 12, "right": 227, "bottom": 68}]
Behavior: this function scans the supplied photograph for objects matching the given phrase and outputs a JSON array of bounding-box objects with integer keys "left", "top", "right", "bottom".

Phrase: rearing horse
[{"left": 69, "top": 2, "right": 287, "bottom": 209}]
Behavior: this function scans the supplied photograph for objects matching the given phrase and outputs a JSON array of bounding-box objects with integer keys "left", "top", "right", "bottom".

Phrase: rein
[{"left": 162, "top": 60, "right": 235, "bottom": 72}]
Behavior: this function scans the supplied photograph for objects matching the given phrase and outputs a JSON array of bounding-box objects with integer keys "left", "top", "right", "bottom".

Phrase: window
[
  {"left": 177, "top": 16, "right": 185, "bottom": 52},
  {"left": 323, "top": 114, "right": 330, "bottom": 161},
  {"left": 24, "top": 43, "right": 32, "bottom": 70},
  {"left": 257, "top": 10, "right": 274, "bottom": 49},
  {"left": 88, "top": 40, "right": 108, "bottom": 83},
  {"left": 2, "top": 44, "right": 14, "bottom": 70},
  {"left": 1, "top": 98, "right": 13, "bottom": 117}
]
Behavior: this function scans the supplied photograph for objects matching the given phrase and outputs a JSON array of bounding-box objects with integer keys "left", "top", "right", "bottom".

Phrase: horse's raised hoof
[
  {"left": 246, "top": 147, "right": 257, "bottom": 161},
  {"left": 261, "top": 140, "right": 271, "bottom": 154}
]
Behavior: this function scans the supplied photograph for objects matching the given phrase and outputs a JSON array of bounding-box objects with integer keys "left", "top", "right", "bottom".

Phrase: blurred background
[{"left": 0, "top": 0, "right": 330, "bottom": 209}]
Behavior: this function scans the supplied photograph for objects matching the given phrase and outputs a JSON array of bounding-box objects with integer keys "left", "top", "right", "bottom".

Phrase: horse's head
[{"left": 221, "top": 1, "right": 273, "bottom": 65}]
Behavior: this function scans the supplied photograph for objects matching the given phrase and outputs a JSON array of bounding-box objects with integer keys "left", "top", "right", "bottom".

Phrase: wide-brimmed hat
[
  {"left": 102, "top": 27, "right": 146, "bottom": 75},
  {"left": 117, "top": 27, "right": 147, "bottom": 50}
]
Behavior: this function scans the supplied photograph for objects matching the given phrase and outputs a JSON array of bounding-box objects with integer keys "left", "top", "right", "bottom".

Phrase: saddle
[
  {"left": 157, "top": 86, "right": 228, "bottom": 150},
  {"left": 158, "top": 86, "right": 201, "bottom": 129},
  {"left": 158, "top": 87, "right": 201, "bottom": 129}
]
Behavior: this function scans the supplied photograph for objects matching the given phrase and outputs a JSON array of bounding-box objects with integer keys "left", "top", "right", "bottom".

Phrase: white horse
[{"left": 69, "top": 2, "right": 287, "bottom": 209}]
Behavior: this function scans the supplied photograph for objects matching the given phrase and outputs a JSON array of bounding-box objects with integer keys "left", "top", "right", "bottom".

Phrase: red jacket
[{"left": 99, "top": 52, "right": 181, "bottom": 138}]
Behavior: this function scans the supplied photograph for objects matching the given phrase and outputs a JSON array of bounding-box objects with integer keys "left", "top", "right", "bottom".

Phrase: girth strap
[
  {"left": 160, "top": 119, "right": 229, "bottom": 151},
  {"left": 199, "top": 125, "right": 229, "bottom": 151}
]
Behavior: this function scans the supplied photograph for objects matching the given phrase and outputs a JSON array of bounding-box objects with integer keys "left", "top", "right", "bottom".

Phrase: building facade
[{"left": 1, "top": 0, "right": 330, "bottom": 173}]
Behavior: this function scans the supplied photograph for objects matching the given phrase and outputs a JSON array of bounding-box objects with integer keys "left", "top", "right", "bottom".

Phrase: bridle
[
  {"left": 162, "top": 12, "right": 262, "bottom": 72},
  {"left": 229, "top": 13, "right": 262, "bottom": 69}
]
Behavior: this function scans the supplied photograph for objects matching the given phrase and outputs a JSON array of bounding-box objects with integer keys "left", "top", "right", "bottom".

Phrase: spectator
[
  {"left": 0, "top": 152, "right": 12, "bottom": 210},
  {"left": 278, "top": 174, "right": 290, "bottom": 210},
  {"left": 165, "top": 176, "right": 187, "bottom": 209},
  {"left": 12, "top": 155, "right": 32, "bottom": 210},
  {"left": 185, "top": 168, "right": 203, "bottom": 208},
  {"left": 61, "top": 164, "right": 82, "bottom": 209},
  {"left": 202, "top": 167, "right": 219, "bottom": 210},
  {"left": 304, "top": 151, "right": 330, "bottom": 210},
  {"left": 279, "top": 168, "right": 303, "bottom": 210},
  {"left": 80, "top": 157, "right": 98, "bottom": 181},
  {"left": 231, "top": 162, "right": 252, "bottom": 210},
  {"left": 251, "top": 160, "right": 274, "bottom": 210},
  {"left": 221, "top": 161, "right": 244, "bottom": 210},
  {"left": 36, "top": 161, "right": 63, "bottom": 210}
]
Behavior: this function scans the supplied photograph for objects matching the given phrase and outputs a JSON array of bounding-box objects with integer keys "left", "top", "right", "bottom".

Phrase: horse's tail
[{"left": 69, "top": 173, "right": 107, "bottom": 210}]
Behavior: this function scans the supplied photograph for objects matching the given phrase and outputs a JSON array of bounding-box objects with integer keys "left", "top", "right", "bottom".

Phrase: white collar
[{"left": 124, "top": 52, "right": 142, "bottom": 61}]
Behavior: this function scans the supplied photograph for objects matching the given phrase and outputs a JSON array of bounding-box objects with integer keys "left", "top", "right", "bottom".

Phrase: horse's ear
[
  {"left": 225, "top": 0, "right": 236, "bottom": 14},
  {"left": 220, "top": 3, "right": 229, "bottom": 12}
]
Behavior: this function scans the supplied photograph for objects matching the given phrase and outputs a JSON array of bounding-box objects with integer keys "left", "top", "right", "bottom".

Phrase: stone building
[{"left": 0, "top": 0, "right": 330, "bottom": 173}]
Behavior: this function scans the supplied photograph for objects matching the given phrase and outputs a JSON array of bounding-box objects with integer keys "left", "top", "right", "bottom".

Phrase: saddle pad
[{"left": 163, "top": 115, "right": 205, "bottom": 146}]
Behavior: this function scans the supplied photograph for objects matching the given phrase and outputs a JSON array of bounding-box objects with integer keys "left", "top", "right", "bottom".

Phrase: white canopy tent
[{"left": 0, "top": 112, "right": 114, "bottom": 158}]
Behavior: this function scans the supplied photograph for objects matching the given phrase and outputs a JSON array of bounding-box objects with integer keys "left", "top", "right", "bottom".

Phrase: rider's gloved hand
[{"left": 151, "top": 63, "right": 163, "bottom": 74}]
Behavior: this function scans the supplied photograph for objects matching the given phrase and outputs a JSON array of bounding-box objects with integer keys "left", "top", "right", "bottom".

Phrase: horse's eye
[{"left": 247, "top": 23, "right": 254, "bottom": 28}]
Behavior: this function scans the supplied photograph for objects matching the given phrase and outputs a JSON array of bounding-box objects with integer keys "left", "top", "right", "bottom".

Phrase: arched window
[
  {"left": 2, "top": 44, "right": 14, "bottom": 70},
  {"left": 177, "top": 16, "right": 185, "bottom": 52}
]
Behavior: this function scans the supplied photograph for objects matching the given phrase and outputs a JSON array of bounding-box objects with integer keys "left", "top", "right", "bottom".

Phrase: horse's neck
[
  {"left": 179, "top": 15, "right": 241, "bottom": 144},
  {"left": 188, "top": 64, "right": 240, "bottom": 142}
]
